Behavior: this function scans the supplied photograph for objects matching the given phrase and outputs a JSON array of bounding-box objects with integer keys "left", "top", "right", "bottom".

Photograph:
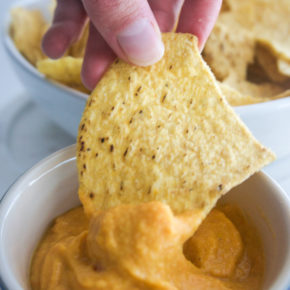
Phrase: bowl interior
[
  {"left": 218, "top": 174, "right": 290, "bottom": 289},
  {"left": 1, "top": 145, "right": 290, "bottom": 290},
  {"left": 0, "top": 145, "right": 79, "bottom": 290}
]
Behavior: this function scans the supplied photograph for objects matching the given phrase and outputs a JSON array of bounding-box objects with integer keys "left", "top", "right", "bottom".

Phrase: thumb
[{"left": 81, "top": 0, "right": 164, "bottom": 66}]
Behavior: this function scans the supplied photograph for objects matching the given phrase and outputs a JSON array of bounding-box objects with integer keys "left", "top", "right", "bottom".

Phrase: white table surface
[{"left": 0, "top": 0, "right": 290, "bottom": 200}]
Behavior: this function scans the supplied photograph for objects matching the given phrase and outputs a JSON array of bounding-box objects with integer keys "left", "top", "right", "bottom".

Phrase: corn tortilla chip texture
[
  {"left": 10, "top": 7, "right": 89, "bottom": 93},
  {"left": 255, "top": 43, "right": 290, "bottom": 84},
  {"left": 219, "top": 83, "right": 268, "bottom": 107},
  {"left": 219, "top": 0, "right": 290, "bottom": 61},
  {"left": 203, "top": 23, "right": 255, "bottom": 82},
  {"left": 10, "top": 8, "right": 47, "bottom": 65},
  {"left": 203, "top": 0, "right": 290, "bottom": 105},
  {"left": 36, "top": 57, "right": 89, "bottom": 93},
  {"left": 77, "top": 33, "right": 275, "bottom": 215}
]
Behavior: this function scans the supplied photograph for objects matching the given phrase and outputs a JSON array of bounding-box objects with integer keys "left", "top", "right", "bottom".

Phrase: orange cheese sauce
[{"left": 30, "top": 203, "right": 263, "bottom": 290}]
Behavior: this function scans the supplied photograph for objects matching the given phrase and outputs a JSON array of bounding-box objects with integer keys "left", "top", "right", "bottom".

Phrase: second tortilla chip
[
  {"left": 77, "top": 33, "right": 275, "bottom": 216},
  {"left": 36, "top": 56, "right": 89, "bottom": 93},
  {"left": 202, "top": 22, "right": 255, "bottom": 81},
  {"left": 10, "top": 7, "right": 47, "bottom": 65}
]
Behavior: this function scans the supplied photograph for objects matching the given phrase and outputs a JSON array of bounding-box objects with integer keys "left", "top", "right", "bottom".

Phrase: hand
[{"left": 42, "top": 0, "right": 222, "bottom": 90}]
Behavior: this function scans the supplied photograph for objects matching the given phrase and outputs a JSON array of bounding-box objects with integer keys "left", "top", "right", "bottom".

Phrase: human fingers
[
  {"left": 176, "top": 0, "right": 222, "bottom": 50},
  {"left": 42, "top": 0, "right": 87, "bottom": 58},
  {"left": 81, "top": 23, "right": 116, "bottom": 91},
  {"left": 148, "top": 0, "right": 184, "bottom": 32},
  {"left": 81, "top": 0, "right": 164, "bottom": 66}
]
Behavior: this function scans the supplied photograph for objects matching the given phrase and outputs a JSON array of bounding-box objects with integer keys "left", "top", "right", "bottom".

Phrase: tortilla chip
[
  {"left": 278, "top": 59, "right": 290, "bottom": 77},
  {"left": 221, "top": 81, "right": 290, "bottom": 106},
  {"left": 253, "top": 1, "right": 290, "bottom": 62},
  {"left": 218, "top": 83, "right": 267, "bottom": 106},
  {"left": 255, "top": 42, "right": 289, "bottom": 83},
  {"left": 246, "top": 60, "right": 272, "bottom": 84},
  {"left": 202, "top": 23, "right": 255, "bottom": 81},
  {"left": 220, "top": 0, "right": 230, "bottom": 13},
  {"left": 69, "top": 84, "right": 90, "bottom": 94},
  {"left": 10, "top": 8, "right": 47, "bottom": 65},
  {"left": 218, "top": 0, "right": 290, "bottom": 61},
  {"left": 273, "top": 89, "right": 290, "bottom": 100},
  {"left": 77, "top": 33, "right": 275, "bottom": 216},
  {"left": 220, "top": 82, "right": 290, "bottom": 107},
  {"left": 204, "top": 0, "right": 290, "bottom": 105},
  {"left": 224, "top": 75, "right": 290, "bottom": 100},
  {"left": 36, "top": 56, "right": 84, "bottom": 87}
]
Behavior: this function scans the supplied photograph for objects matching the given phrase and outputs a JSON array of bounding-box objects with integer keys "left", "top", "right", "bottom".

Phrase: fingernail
[{"left": 117, "top": 19, "right": 164, "bottom": 66}]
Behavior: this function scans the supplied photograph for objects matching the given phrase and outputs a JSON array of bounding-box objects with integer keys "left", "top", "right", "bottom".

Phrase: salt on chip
[
  {"left": 10, "top": 8, "right": 47, "bottom": 65},
  {"left": 77, "top": 33, "right": 275, "bottom": 216},
  {"left": 36, "top": 57, "right": 86, "bottom": 90}
]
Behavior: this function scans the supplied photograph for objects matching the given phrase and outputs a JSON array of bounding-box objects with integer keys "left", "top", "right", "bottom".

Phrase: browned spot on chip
[{"left": 161, "top": 94, "right": 167, "bottom": 103}]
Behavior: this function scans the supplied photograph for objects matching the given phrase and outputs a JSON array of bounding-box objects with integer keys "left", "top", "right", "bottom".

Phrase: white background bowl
[
  {"left": 0, "top": 145, "right": 289, "bottom": 290},
  {"left": 3, "top": 0, "right": 87, "bottom": 137},
  {"left": 3, "top": 0, "right": 290, "bottom": 160}
]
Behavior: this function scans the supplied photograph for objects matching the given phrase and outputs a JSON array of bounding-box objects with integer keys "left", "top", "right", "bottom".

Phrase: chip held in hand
[{"left": 77, "top": 33, "right": 275, "bottom": 216}]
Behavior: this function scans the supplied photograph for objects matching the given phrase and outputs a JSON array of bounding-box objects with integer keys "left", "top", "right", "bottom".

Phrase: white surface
[
  {"left": 0, "top": 91, "right": 75, "bottom": 196},
  {"left": 0, "top": 145, "right": 289, "bottom": 290}
]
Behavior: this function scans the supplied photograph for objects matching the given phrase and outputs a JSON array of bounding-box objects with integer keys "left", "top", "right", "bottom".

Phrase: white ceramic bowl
[
  {"left": 0, "top": 145, "right": 290, "bottom": 290},
  {"left": 3, "top": 0, "right": 87, "bottom": 137},
  {"left": 3, "top": 0, "right": 290, "bottom": 158}
]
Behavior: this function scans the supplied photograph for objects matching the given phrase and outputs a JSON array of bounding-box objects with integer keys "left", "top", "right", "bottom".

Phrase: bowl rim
[
  {"left": 3, "top": 0, "right": 290, "bottom": 113},
  {"left": 0, "top": 144, "right": 290, "bottom": 290},
  {"left": 0, "top": 144, "right": 76, "bottom": 290}
]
